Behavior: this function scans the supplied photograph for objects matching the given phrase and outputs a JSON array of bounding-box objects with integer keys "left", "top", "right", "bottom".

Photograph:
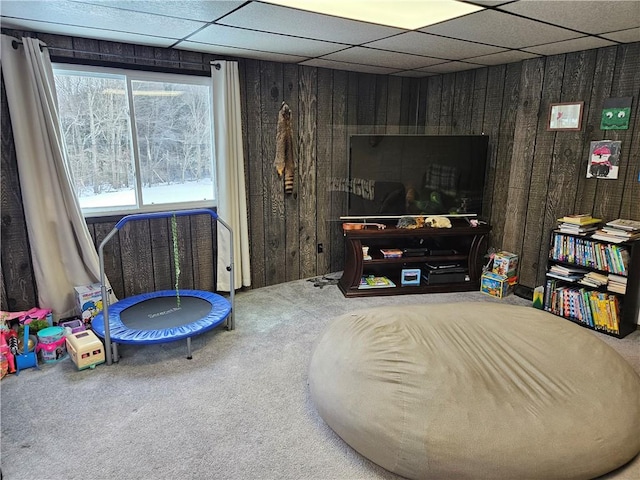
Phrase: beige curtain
[
  {"left": 1, "top": 35, "right": 109, "bottom": 318},
  {"left": 211, "top": 61, "right": 251, "bottom": 290}
]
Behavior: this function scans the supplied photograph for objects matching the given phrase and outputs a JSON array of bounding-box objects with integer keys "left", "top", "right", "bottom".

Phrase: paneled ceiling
[{"left": 1, "top": 0, "right": 639, "bottom": 77}]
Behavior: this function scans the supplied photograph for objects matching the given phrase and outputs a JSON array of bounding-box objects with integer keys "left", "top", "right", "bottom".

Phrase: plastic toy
[
  {"left": 0, "top": 327, "right": 16, "bottom": 374},
  {"left": 15, "top": 324, "right": 38, "bottom": 374}
]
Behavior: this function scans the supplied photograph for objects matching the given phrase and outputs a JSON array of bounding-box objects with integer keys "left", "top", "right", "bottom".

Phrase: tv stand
[{"left": 338, "top": 220, "right": 491, "bottom": 297}]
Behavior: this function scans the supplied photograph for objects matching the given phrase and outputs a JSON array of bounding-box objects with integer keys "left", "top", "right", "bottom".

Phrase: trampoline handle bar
[
  {"left": 98, "top": 209, "right": 234, "bottom": 365},
  {"left": 113, "top": 208, "right": 218, "bottom": 230}
]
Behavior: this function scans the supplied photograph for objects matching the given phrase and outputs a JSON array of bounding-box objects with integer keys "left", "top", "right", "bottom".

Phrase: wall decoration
[
  {"left": 586, "top": 140, "right": 621, "bottom": 180},
  {"left": 601, "top": 97, "right": 633, "bottom": 130},
  {"left": 548, "top": 102, "right": 584, "bottom": 131}
]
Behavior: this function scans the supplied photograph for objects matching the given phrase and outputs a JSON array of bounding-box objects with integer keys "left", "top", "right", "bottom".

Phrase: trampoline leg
[
  {"left": 187, "top": 337, "right": 192, "bottom": 360},
  {"left": 112, "top": 343, "right": 120, "bottom": 363}
]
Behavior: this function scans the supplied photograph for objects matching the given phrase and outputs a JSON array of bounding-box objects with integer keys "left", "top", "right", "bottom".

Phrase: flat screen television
[{"left": 346, "top": 134, "right": 489, "bottom": 218}]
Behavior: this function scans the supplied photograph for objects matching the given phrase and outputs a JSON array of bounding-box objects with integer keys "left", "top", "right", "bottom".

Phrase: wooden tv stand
[{"left": 338, "top": 221, "right": 491, "bottom": 297}]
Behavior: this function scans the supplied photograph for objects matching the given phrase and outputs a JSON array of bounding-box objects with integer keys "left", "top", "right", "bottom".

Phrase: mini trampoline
[{"left": 91, "top": 209, "right": 234, "bottom": 365}]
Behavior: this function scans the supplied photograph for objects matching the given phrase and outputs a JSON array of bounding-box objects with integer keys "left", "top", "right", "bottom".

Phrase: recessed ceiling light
[{"left": 262, "top": 0, "right": 484, "bottom": 30}]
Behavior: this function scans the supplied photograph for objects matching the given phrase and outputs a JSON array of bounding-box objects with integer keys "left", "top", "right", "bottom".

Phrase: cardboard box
[
  {"left": 492, "top": 251, "right": 519, "bottom": 277},
  {"left": 481, "top": 272, "right": 517, "bottom": 299},
  {"left": 74, "top": 283, "right": 103, "bottom": 327}
]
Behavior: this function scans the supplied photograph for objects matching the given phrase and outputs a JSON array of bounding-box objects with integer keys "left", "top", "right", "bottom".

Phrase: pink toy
[
  {"left": 0, "top": 307, "right": 52, "bottom": 324},
  {"left": 0, "top": 329, "right": 16, "bottom": 374}
]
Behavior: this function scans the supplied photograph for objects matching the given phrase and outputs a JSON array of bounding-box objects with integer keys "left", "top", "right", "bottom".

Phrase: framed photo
[{"left": 548, "top": 102, "right": 584, "bottom": 131}]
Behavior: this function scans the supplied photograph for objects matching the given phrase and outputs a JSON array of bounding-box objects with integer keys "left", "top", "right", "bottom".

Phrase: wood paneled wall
[{"left": 1, "top": 29, "right": 639, "bottom": 311}]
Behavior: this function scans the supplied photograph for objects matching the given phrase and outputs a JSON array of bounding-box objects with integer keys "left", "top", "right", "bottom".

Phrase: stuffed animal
[{"left": 424, "top": 216, "right": 452, "bottom": 228}]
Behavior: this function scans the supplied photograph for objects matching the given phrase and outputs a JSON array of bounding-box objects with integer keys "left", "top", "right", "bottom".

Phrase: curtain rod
[
  {"left": 12, "top": 39, "right": 216, "bottom": 68},
  {"left": 11, "top": 39, "right": 45, "bottom": 51}
]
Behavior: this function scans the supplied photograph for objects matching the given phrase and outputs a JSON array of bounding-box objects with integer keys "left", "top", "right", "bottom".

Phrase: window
[{"left": 53, "top": 65, "right": 215, "bottom": 216}]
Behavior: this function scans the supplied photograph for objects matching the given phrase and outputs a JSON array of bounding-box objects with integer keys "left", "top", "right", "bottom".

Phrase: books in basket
[{"left": 359, "top": 276, "right": 396, "bottom": 289}]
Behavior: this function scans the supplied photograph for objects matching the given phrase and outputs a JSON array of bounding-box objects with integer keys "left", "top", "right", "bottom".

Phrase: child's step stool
[{"left": 66, "top": 330, "right": 105, "bottom": 370}]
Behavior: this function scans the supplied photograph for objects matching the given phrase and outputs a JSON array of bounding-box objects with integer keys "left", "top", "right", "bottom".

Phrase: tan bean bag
[{"left": 309, "top": 303, "right": 640, "bottom": 479}]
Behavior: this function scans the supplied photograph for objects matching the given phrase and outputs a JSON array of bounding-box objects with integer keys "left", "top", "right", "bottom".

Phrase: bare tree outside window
[{"left": 53, "top": 66, "right": 215, "bottom": 215}]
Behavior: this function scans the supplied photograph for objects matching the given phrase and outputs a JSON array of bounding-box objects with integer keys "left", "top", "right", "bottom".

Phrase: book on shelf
[
  {"left": 578, "top": 271, "right": 608, "bottom": 288},
  {"left": 557, "top": 214, "right": 602, "bottom": 226},
  {"left": 600, "top": 227, "right": 640, "bottom": 240},
  {"left": 605, "top": 218, "right": 640, "bottom": 232},
  {"left": 379, "top": 248, "right": 403, "bottom": 258},
  {"left": 359, "top": 276, "right": 396, "bottom": 289},
  {"left": 607, "top": 273, "right": 627, "bottom": 294},
  {"left": 590, "top": 230, "right": 628, "bottom": 243},
  {"left": 557, "top": 223, "right": 599, "bottom": 235},
  {"left": 547, "top": 265, "right": 587, "bottom": 281}
]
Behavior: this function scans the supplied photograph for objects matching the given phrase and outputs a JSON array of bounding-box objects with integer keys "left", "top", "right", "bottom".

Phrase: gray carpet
[{"left": 1, "top": 277, "right": 638, "bottom": 480}]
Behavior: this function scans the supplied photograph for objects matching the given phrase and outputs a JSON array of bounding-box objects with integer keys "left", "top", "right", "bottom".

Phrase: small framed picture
[{"left": 548, "top": 102, "right": 584, "bottom": 131}]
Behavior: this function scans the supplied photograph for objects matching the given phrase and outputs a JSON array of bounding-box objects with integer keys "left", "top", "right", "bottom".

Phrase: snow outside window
[{"left": 53, "top": 64, "right": 215, "bottom": 216}]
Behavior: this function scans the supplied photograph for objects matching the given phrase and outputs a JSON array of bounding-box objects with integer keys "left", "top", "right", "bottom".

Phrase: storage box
[
  {"left": 74, "top": 283, "right": 103, "bottom": 327},
  {"left": 401, "top": 268, "right": 421, "bottom": 286},
  {"left": 481, "top": 272, "right": 517, "bottom": 299},
  {"left": 492, "top": 251, "right": 519, "bottom": 277},
  {"left": 66, "top": 330, "right": 105, "bottom": 370}
]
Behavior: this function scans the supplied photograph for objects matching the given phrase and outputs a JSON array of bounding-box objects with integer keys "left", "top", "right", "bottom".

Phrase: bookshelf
[
  {"left": 544, "top": 231, "right": 640, "bottom": 338},
  {"left": 338, "top": 219, "right": 491, "bottom": 297}
]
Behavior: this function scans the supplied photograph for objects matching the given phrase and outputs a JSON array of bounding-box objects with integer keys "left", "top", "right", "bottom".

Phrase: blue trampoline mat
[{"left": 92, "top": 290, "right": 231, "bottom": 345}]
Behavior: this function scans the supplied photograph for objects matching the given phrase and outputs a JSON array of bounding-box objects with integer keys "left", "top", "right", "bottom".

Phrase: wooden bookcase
[
  {"left": 338, "top": 220, "right": 491, "bottom": 297},
  {"left": 543, "top": 232, "right": 640, "bottom": 338}
]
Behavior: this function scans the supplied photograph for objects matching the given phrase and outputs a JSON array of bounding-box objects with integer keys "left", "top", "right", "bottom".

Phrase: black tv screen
[{"left": 346, "top": 134, "right": 489, "bottom": 218}]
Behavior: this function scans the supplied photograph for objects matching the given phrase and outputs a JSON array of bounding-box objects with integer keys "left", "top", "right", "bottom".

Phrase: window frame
[{"left": 53, "top": 63, "right": 216, "bottom": 218}]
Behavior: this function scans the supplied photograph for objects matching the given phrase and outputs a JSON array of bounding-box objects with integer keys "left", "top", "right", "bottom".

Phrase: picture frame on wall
[{"left": 548, "top": 102, "right": 584, "bottom": 131}]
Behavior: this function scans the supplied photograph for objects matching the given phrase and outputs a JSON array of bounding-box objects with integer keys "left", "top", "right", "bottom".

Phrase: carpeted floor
[{"left": 1, "top": 277, "right": 638, "bottom": 480}]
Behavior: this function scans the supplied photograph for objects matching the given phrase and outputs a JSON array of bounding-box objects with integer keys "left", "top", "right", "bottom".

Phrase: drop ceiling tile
[
  {"left": 177, "top": 41, "right": 309, "bottom": 63},
  {"left": 365, "top": 31, "right": 506, "bottom": 60},
  {"left": 0, "top": 17, "right": 177, "bottom": 47},
  {"left": 466, "top": 49, "right": 540, "bottom": 65},
  {"left": 498, "top": 1, "right": 640, "bottom": 35},
  {"left": 188, "top": 25, "right": 345, "bottom": 57},
  {"left": 524, "top": 36, "right": 617, "bottom": 56},
  {"left": 218, "top": 2, "right": 404, "bottom": 45},
  {"left": 601, "top": 28, "right": 640, "bottom": 43},
  {"left": 323, "top": 47, "right": 444, "bottom": 70},
  {"left": 420, "top": 10, "right": 582, "bottom": 49},
  {"left": 301, "top": 58, "right": 401, "bottom": 75},
  {"left": 418, "top": 61, "right": 485, "bottom": 74},
  {"left": 75, "top": 0, "right": 243, "bottom": 23},
  {"left": 0, "top": 0, "right": 206, "bottom": 38}
]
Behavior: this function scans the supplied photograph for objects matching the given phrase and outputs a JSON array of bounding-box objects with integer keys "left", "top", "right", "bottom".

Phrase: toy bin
[
  {"left": 66, "top": 330, "right": 105, "bottom": 370},
  {"left": 36, "top": 326, "right": 68, "bottom": 363}
]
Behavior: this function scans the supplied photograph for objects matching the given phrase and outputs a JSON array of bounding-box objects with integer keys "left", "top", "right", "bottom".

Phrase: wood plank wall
[{"left": 1, "top": 29, "right": 639, "bottom": 311}]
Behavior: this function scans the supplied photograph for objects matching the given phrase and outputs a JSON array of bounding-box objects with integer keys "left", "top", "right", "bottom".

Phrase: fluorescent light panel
[{"left": 262, "top": 0, "right": 484, "bottom": 30}]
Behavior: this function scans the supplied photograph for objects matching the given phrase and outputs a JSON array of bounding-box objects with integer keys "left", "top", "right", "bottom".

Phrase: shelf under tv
[{"left": 338, "top": 221, "right": 491, "bottom": 298}]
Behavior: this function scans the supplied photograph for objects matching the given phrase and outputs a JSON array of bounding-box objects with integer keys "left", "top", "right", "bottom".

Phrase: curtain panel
[{"left": 1, "top": 35, "right": 110, "bottom": 318}]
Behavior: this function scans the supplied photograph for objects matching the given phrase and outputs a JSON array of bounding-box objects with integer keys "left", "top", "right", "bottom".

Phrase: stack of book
[
  {"left": 591, "top": 218, "right": 640, "bottom": 243},
  {"left": 607, "top": 274, "right": 627, "bottom": 294},
  {"left": 547, "top": 264, "right": 588, "bottom": 282},
  {"left": 579, "top": 271, "right": 608, "bottom": 288},
  {"left": 379, "top": 248, "right": 403, "bottom": 258},
  {"left": 556, "top": 214, "right": 602, "bottom": 235}
]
